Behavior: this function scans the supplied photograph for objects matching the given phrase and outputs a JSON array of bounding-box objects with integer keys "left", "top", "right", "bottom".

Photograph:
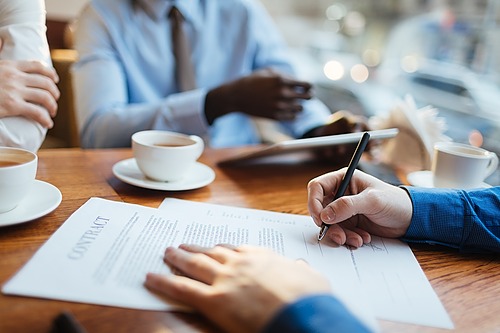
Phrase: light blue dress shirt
[{"left": 72, "top": 0, "right": 331, "bottom": 148}]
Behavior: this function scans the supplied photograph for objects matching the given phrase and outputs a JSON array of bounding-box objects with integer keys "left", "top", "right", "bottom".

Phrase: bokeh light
[
  {"left": 350, "top": 64, "right": 369, "bottom": 83},
  {"left": 325, "top": 4, "right": 347, "bottom": 21},
  {"left": 344, "top": 11, "right": 366, "bottom": 36},
  {"left": 469, "top": 130, "right": 484, "bottom": 147},
  {"left": 362, "top": 49, "right": 381, "bottom": 67},
  {"left": 324, "top": 60, "right": 345, "bottom": 81},
  {"left": 401, "top": 55, "right": 419, "bottom": 73},
  {"left": 322, "top": 19, "right": 341, "bottom": 33}
]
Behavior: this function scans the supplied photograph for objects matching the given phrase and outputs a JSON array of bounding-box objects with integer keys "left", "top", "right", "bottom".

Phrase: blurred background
[
  {"left": 44, "top": 0, "right": 500, "bottom": 184},
  {"left": 262, "top": 0, "right": 500, "bottom": 185}
]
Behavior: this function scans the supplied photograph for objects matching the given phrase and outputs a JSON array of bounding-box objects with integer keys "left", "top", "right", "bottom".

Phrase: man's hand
[
  {"left": 205, "top": 68, "right": 313, "bottom": 124},
  {"left": 145, "top": 244, "right": 331, "bottom": 333},
  {"left": 308, "top": 169, "right": 413, "bottom": 247},
  {"left": 0, "top": 39, "right": 60, "bottom": 128},
  {"left": 306, "top": 110, "right": 371, "bottom": 165}
]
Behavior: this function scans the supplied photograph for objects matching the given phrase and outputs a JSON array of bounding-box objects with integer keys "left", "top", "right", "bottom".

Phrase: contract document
[{"left": 2, "top": 198, "right": 453, "bottom": 329}]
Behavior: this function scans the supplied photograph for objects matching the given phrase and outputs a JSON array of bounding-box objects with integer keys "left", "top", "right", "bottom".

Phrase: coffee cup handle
[
  {"left": 190, "top": 135, "right": 205, "bottom": 158},
  {"left": 485, "top": 152, "right": 499, "bottom": 179}
]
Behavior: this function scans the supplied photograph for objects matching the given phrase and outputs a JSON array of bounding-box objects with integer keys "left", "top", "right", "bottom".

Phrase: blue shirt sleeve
[
  {"left": 261, "top": 295, "right": 372, "bottom": 333},
  {"left": 402, "top": 186, "right": 500, "bottom": 253}
]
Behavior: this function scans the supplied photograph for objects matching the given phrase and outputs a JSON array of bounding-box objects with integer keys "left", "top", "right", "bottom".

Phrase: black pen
[
  {"left": 50, "top": 311, "right": 87, "bottom": 333},
  {"left": 317, "top": 132, "right": 370, "bottom": 241}
]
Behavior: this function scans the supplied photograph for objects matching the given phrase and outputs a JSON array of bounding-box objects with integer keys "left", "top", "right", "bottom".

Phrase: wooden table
[{"left": 1, "top": 148, "right": 498, "bottom": 333}]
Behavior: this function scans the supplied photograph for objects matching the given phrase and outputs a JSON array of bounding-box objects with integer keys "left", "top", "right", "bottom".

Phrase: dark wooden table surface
[{"left": 1, "top": 147, "right": 498, "bottom": 333}]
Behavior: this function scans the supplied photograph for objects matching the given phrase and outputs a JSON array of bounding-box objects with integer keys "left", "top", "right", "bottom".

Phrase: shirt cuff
[
  {"left": 153, "top": 88, "right": 209, "bottom": 137},
  {"left": 402, "top": 186, "right": 466, "bottom": 249},
  {"left": 261, "top": 294, "right": 372, "bottom": 333}
]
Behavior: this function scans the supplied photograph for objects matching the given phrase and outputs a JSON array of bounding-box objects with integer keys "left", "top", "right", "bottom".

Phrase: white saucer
[
  {"left": 407, "top": 170, "right": 491, "bottom": 188},
  {"left": 112, "top": 158, "right": 215, "bottom": 191},
  {"left": 0, "top": 180, "right": 62, "bottom": 227}
]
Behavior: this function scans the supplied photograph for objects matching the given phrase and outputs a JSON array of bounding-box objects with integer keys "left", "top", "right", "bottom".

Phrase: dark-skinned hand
[
  {"left": 205, "top": 68, "right": 313, "bottom": 124},
  {"left": 305, "top": 110, "right": 372, "bottom": 166}
]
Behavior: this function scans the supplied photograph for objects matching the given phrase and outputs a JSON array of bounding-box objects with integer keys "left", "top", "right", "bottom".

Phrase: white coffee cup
[
  {"left": 431, "top": 142, "right": 498, "bottom": 189},
  {"left": 132, "top": 130, "right": 204, "bottom": 182},
  {"left": 0, "top": 147, "right": 38, "bottom": 213}
]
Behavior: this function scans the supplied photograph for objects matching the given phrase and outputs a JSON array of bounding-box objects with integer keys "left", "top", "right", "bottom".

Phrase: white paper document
[{"left": 2, "top": 197, "right": 453, "bottom": 329}]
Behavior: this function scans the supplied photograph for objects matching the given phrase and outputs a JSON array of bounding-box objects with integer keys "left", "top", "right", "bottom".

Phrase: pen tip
[{"left": 318, "top": 225, "right": 328, "bottom": 241}]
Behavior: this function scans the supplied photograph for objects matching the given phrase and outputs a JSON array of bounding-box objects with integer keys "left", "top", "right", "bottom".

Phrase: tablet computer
[{"left": 218, "top": 128, "right": 399, "bottom": 165}]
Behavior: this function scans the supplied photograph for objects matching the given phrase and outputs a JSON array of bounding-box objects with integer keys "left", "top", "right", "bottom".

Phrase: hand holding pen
[
  {"left": 307, "top": 140, "right": 413, "bottom": 247},
  {"left": 316, "top": 132, "right": 371, "bottom": 241}
]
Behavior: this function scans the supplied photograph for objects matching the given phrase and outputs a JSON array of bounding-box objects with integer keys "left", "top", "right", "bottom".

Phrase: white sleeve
[
  {"left": 0, "top": 0, "right": 51, "bottom": 151},
  {"left": 0, "top": 117, "right": 46, "bottom": 152}
]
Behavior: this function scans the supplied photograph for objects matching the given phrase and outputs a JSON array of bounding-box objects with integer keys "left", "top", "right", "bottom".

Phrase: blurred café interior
[{"left": 44, "top": 0, "right": 500, "bottom": 184}]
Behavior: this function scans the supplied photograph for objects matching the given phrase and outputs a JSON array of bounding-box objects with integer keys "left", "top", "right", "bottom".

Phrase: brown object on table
[{"left": 0, "top": 147, "right": 498, "bottom": 333}]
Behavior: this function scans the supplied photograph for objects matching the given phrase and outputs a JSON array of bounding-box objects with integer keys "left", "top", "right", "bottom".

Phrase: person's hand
[
  {"left": 205, "top": 68, "right": 313, "bottom": 124},
  {"left": 145, "top": 244, "right": 331, "bottom": 333},
  {"left": 306, "top": 110, "right": 371, "bottom": 166},
  {"left": 0, "top": 39, "right": 60, "bottom": 128},
  {"left": 308, "top": 169, "right": 413, "bottom": 247}
]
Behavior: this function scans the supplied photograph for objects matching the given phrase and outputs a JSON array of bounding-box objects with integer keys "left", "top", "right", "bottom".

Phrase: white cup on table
[
  {"left": 131, "top": 130, "right": 204, "bottom": 182},
  {"left": 0, "top": 147, "right": 38, "bottom": 213},
  {"left": 431, "top": 142, "right": 498, "bottom": 189}
]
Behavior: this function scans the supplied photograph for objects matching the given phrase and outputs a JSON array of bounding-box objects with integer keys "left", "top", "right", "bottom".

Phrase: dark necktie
[{"left": 169, "top": 6, "right": 196, "bottom": 92}]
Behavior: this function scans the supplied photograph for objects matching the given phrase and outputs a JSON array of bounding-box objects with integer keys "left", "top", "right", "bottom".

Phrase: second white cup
[
  {"left": 0, "top": 147, "right": 38, "bottom": 213},
  {"left": 132, "top": 130, "right": 204, "bottom": 182},
  {"left": 431, "top": 142, "right": 498, "bottom": 189}
]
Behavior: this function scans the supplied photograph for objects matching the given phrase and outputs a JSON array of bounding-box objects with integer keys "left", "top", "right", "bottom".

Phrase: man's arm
[
  {"left": 72, "top": 5, "right": 209, "bottom": 148},
  {"left": 0, "top": 0, "right": 57, "bottom": 151},
  {"left": 262, "top": 295, "right": 372, "bottom": 333},
  {"left": 403, "top": 186, "right": 500, "bottom": 253}
]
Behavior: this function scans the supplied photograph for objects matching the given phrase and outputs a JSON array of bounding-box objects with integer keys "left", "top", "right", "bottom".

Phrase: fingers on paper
[
  {"left": 145, "top": 272, "right": 210, "bottom": 305},
  {"left": 178, "top": 243, "right": 237, "bottom": 263},
  {"left": 326, "top": 224, "right": 371, "bottom": 248},
  {"left": 294, "top": 258, "right": 310, "bottom": 267},
  {"left": 163, "top": 247, "right": 221, "bottom": 284},
  {"left": 164, "top": 245, "right": 240, "bottom": 284}
]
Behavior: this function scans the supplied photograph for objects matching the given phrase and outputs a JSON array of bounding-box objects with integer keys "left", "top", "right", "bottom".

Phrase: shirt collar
[{"left": 134, "top": 0, "right": 201, "bottom": 26}]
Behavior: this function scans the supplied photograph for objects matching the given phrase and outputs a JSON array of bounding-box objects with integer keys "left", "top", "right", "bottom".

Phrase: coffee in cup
[
  {"left": 0, "top": 147, "right": 38, "bottom": 213},
  {"left": 431, "top": 142, "right": 498, "bottom": 189},
  {"left": 131, "top": 130, "right": 204, "bottom": 182}
]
